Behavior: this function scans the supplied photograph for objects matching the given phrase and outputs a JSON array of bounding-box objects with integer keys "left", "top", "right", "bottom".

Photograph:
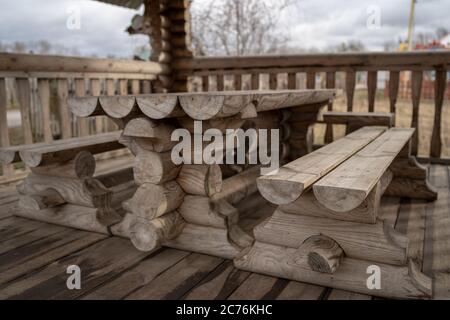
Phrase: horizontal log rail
[
  {"left": 181, "top": 52, "right": 450, "bottom": 163},
  {"left": 0, "top": 53, "right": 170, "bottom": 75},
  {"left": 175, "top": 52, "right": 450, "bottom": 72},
  {"left": 0, "top": 53, "right": 167, "bottom": 183}
]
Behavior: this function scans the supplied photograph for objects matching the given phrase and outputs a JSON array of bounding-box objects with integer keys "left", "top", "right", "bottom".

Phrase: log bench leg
[
  {"left": 385, "top": 156, "right": 438, "bottom": 200},
  {"left": 234, "top": 241, "right": 432, "bottom": 299}
]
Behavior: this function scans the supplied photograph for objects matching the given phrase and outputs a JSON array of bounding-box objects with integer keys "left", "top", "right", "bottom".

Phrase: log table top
[{"left": 68, "top": 89, "right": 335, "bottom": 121}]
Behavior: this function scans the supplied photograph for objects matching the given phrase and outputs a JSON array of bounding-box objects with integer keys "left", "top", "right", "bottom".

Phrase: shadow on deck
[{"left": 0, "top": 164, "right": 449, "bottom": 300}]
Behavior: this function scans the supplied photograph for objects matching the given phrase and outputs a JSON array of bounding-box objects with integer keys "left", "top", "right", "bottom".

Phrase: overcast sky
[{"left": 0, "top": 0, "right": 449, "bottom": 58}]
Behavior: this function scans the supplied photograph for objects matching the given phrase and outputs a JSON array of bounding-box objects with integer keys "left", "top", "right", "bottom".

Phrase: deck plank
[
  {"left": 423, "top": 165, "right": 450, "bottom": 299},
  {"left": 183, "top": 261, "right": 250, "bottom": 300},
  {"left": 228, "top": 273, "right": 289, "bottom": 300},
  {"left": 0, "top": 223, "right": 66, "bottom": 255},
  {"left": 327, "top": 289, "right": 372, "bottom": 300},
  {"left": 126, "top": 253, "right": 223, "bottom": 299},
  {"left": 83, "top": 248, "right": 190, "bottom": 300},
  {"left": 0, "top": 237, "right": 149, "bottom": 299},
  {"left": 276, "top": 281, "right": 326, "bottom": 300},
  {"left": 0, "top": 230, "right": 107, "bottom": 286},
  {"left": 0, "top": 216, "right": 47, "bottom": 241}
]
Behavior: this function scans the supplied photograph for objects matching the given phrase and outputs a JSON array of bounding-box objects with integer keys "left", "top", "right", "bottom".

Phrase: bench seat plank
[
  {"left": 257, "top": 126, "right": 387, "bottom": 205},
  {"left": 18, "top": 131, "right": 123, "bottom": 167},
  {"left": 322, "top": 111, "right": 394, "bottom": 126},
  {"left": 313, "top": 128, "right": 415, "bottom": 212}
]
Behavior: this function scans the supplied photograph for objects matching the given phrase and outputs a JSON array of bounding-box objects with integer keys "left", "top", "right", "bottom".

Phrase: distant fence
[
  {"left": 177, "top": 51, "right": 450, "bottom": 162},
  {"left": 0, "top": 52, "right": 168, "bottom": 182},
  {"left": 385, "top": 78, "right": 450, "bottom": 100}
]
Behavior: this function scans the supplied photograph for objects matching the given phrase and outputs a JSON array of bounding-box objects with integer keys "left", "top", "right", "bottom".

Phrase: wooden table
[{"left": 68, "top": 89, "right": 335, "bottom": 255}]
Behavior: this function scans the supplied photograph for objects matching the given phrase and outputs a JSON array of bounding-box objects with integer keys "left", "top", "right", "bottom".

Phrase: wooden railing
[
  {"left": 176, "top": 51, "right": 450, "bottom": 162},
  {"left": 0, "top": 52, "right": 168, "bottom": 182}
]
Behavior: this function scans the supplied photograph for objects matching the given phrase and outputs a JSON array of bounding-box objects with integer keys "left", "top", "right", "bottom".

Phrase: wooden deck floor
[{"left": 0, "top": 164, "right": 449, "bottom": 300}]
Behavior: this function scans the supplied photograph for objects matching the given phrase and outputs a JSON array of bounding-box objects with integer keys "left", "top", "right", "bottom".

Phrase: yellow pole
[{"left": 407, "top": 0, "right": 416, "bottom": 51}]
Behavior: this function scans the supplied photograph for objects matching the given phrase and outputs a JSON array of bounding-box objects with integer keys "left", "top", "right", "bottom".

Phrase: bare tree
[{"left": 191, "top": 0, "right": 294, "bottom": 56}]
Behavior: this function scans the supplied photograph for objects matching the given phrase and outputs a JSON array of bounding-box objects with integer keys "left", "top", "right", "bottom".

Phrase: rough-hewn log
[
  {"left": 164, "top": 223, "right": 242, "bottom": 259},
  {"left": 123, "top": 117, "right": 175, "bottom": 140},
  {"left": 257, "top": 126, "right": 386, "bottom": 205},
  {"left": 234, "top": 241, "right": 431, "bottom": 299},
  {"left": 280, "top": 170, "right": 392, "bottom": 224},
  {"left": 313, "top": 128, "right": 414, "bottom": 212},
  {"left": 297, "top": 235, "right": 344, "bottom": 274},
  {"left": 98, "top": 96, "right": 137, "bottom": 119},
  {"left": 177, "top": 195, "right": 238, "bottom": 229},
  {"left": 134, "top": 151, "right": 180, "bottom": 185},
  {"left": 30, "top": 151, "right": 96, "bottom": 179},
  {"left": 14, "top": 204, "right": 112, "bottom": 234},
  {"left": 212, "top": 165, "right": 260, "bottom": 205},
  {"left": 123, "top": 181, "right": 185, "bottom": 220},
  {"left": 130, "top": 211, "right": 185, "bottom": 252},
  {"left": 18, "top": 131, "right": 123, "bottom": 167},
  {"left": 136, "top": 94, "right": 185, "bottom": 119},
  {"left": 254, "top": 209, "right": 408, "bottom": 265},
  {"left": 176, "top": 164, "right": 222, "bottom": 196},
  {"left": 18, "top": 189, "right": 66, "bottom": 210}
]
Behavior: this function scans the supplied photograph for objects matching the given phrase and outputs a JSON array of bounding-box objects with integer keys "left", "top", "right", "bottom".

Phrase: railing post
[
  {"left": 388, "top": 71, "right": 400, "bottom": 114},
  {"left": 216, "top": 73, "right": 224, "bottom": 91},
  {"left": 367, "top": 71, "right": 377, "bottom": 112},
  {"left": 345, "top": 70, "right": 356, "bottom": 112},
  {"left": 411, "top": 70, "right": 423, "bottom": 156},
  {"left": 269, "top": 73, "right": 277, "bottom": 90},
  {"left": 430, "top": 67, "right": 447, "bottom": 158},
  {"left": 56, "top": 79, "right": 71, "bottom": 139},
  {"left": 105, "top": 79, "right": 119, "bottom": 131},
  {"left": 37, "top": 79, "right": 53, "bottom": 142},
  {"left": 15, "top": 78, "right": 34, "bottom": 144},
  {"left": 234, "top": 74, "right": 242, "bottom": 91},
  {"left": 202, "top": 76, "right": 209, "bottom": 92},
  {"left": 306, "top": 71, "right": 315, "bottom": 89},
  {"left": 251, "top": 73, "right": 259, "bottom": 90},
  {"left": 287, "top": 73, "right": 296, "bottom": 89},
  {"left": 0, "top": 78, "right": 13, "bottom": 177},
  {"left": 325, "top": 72, "right": 336, "bottom": 143},
  {"left": 90, "top": 79, "right": 102, "bottom": 134}
]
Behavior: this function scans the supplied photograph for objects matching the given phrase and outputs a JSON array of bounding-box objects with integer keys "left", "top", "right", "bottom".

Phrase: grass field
[{"left": 314, "top": 89, "right": 450, "bottom": 159}]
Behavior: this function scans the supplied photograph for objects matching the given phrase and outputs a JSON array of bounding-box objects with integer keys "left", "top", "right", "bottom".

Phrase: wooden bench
[
  {"left": 322, "top": 111, "right": 395, "bottom": 134},
  {"left": 235, "top": 126, "right": 437, "bottom": 299},
  {"left": 0, "top": 131, "right": 137, "bottom": 234}
]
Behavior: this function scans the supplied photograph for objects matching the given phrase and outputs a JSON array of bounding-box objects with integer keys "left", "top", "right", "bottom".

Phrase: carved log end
[{"left": 300, "top": 235, "right": 344, "bottom": 274}]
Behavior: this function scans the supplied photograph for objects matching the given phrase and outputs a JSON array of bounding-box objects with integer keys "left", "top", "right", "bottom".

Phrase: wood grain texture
[
  {"left": 177, "top": 164, "right": 222, "bottom": 196},
  {"left": 313, "top": 128, "right": 414, "bottom": 212},
  {"left": 234, "top": 241, "right": 431, "bottom": 299},
  {"left": 134, "top": 150, "right": 180, "bottom": 185},
  {"left": 410, "top": 71, "right": 422, "bottom": 156},
  {"left": 83, "top": 248, "right": 190, "bottom": 299},
  {"left": 37, "top": 79, "right": 53, "bottom": 142},
  {"left": 123, "top": 181, "right": 184, "bottom": 220},
  {"left": 388, "top": 71, "right": 400, "bottom": 114},
  {"left": 430, "top": 68, "right": 446, "bottom": 158},
  {"left": 254, "top": 209, "right": 408, "bottom": 265},
  {"left": 165, "top": 223, "right": 242, "bottom": 259},
  {"left": 15, "top": 78, "right": 33, "bottom": 144},
  {"left": 257, "top": 126, "right": 386, "bottom": 205},
  {"left": 0, "top": 237, "right": 150, "bottom": 299},
  {"left": 130, "top": 211, "right": 185, "bottom": 252},
  {"left": 0, "top": 78, "right": 13, "bottom": 176},
  {"left": 125, "top": 253, "right": 223, "bottom": 300},
  {"left": 18, "top": 131, "right": 122, "bottom": 167}
]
